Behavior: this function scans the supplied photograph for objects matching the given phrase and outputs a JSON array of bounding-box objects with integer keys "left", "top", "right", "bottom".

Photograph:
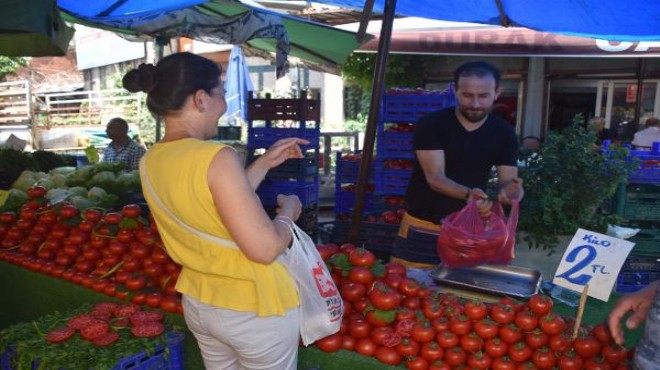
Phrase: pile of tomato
[
  {"left": 314, "top": 243, "right": 633, "bottom": 369},
  {"left": 0, "top": 186, "right": 183, "bottom": 314}
]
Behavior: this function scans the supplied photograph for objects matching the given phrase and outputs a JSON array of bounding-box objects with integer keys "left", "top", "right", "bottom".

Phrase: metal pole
[
  {"left": 154, "top": 38, "right": 166, "bottom": 141},
  {"left": 633, "top": 58, "right": 646, "bottom": 133},
  {"left": 348, "top": 0, "right": 397, "bottom": 243}
]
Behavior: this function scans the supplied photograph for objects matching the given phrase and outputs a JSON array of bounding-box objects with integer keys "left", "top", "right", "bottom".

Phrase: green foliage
[
  {"left": 0, "top": 148, "right": 39, "bottom": 189},
  {"left": 517, "top": 114, "right": 639, "bottom": 252},
  {"left": 341, "top": 54, "right": 430, "bottom": 91},
  {"left": 0, "top": 56, "right": 27, "bottom": 81}
]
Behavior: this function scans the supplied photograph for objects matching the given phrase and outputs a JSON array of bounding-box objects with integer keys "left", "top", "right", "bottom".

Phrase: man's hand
[
  {"left": 607, "top": 281, "right": 658, "bottom": 346},
  {"left": 498, "top": 177, "right": 524, "bottom": 205},
  {"left": 469, "top": 188, "right": 492, "bottom": 217}
]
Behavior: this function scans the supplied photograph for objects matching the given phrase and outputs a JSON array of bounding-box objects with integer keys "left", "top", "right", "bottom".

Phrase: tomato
[
  {"left": 396, "top": 307, "right": 416, "bottom": 321},
  {"left": 59, "top": 204, "right": 79, "bottom": 219},
  {"left": 474, "top": 318, "right": 499, "bottom": 340},
  {"left": 368, "top": 282, "right": 401, "bottom": 310},
  {"left": 539, "top": 313, "right": 566, "bottom": 336},
  {"left": 116, "top": 228, "right": 135, "bottom": 243},
  {"left": 515, "top": 310, "right": 539, "bottom": 332},
  {"left": 558, "top": 351, "right": 584, "bottom": 370},
  {"left": 316, "top": 333, "right": 343, "bottom": 353},
  {"left": 0, "top": 211, "right": 17, "bottom": 223},
  {"left": 525, "top": 329, "right": 549, "bottom": 349},
  {"left": 143, "top": 263, "right": 165, "bottom": 278},
  {"left": 585, "top": 356, "right": 614, "bottom": 370},
  {"left": 348, "top": 319, "right": 372, "bottom": 339},
  {"left": 461, "top": 332, "right": 484, "bottom": 353},
  {"left": 339, "top": 242, "right": 357, "bottom": 255},
  {"left": 385, "top": 261, "right": 407, "bottom": 277},
  {"left": 365, "top": 309, "right": 396, "bottom": 327},
  {"left": 151, "top": 247, "right": 171, "bottom": 264},
  {"left": 353, "top": 297, "right": 369, "bottom": 313},
  {"left": 443, "top": 347, "right": 467, "bottom": 367},
  {"left": 121, "top": 204, "right": 142, "bottom": 218},
  {"left": 602, "top": 344, "right": 628, "bottom": 364},
  {"left": 398, "top": 278, "right": 421, "bottom": 297},
  {"left": 411, "top": 321, "right": 437, "bottom": 344},
  {"left": 492, "top": 356, "right": 517, "bottom": 370},
  {"left": 431, "top": 317, "right": 449, "bottom": 332},
  {"left": 130, "top": 241, "right": 151, "bottom": 259},
  {"left": 420, "top": 341, "right": 444, "bottom": 362},
  {"left": 348, "top": 266, "right": 375, "bottom": 285},
  {"left": 341, "top": 335, "right": 356, "bottom": 351},
  {"left": 340, "top": 282, "right": 367, "bottom": 302},
  {"left": 484, "top": 337, "right": 508, "bottom": 358},
  {"left": 403, "top": 296, "right": 421, "bottom": 310},
  {"left": 508, "top": 341, "right": 533, "bottom": 363},
  {"left": 591, "top": 323, "right": 614, "bottom": 345},
  {"left": 160, "top": 295, "right": 180, "bottom": 313},
  {"left": 385, "top": 274, "right": 405, "bottom": 289},
  {"left": 27, "top": 186, "right": 47, "bottom": 198},
  {"left": 531, "top": 347, "right": 556, "bottom": 369},
  {"left": 316, "top": 244, "right": 334, "bottom": 261},
  {"left": 82, "top": 209, "right": 102, "bottom": 223},
  {"left": 405, "top": 356, "right": 429, "bottom": 370},
  {"left": 573, "top": 336, "right": 602, "bottom": 359},
  {"left": 420, "top": 302, "right": 442, "bottom": 320},
  {"left": 125, "top": 275, "right": 147, "bottom": 291},
  {"left": 549, "top": 332, "right": 573, "bottom": 352},
  {"left": 348, "top": 248, "right": 375, "bottom": 268},
  {"left": 108, "top": 240, "right": 128, "bottom": 255},
  {"left": 374, "top": 346, "right": 403, "bottom": 366},
  {"left": 464, "top": 299, "right": 488, "bottom": 320},
  {"left": 397, "top": 338, "right": 420, "bottom": 357},
  {"left": 467, "top": 352, "right": 492, "bottom": 370},
  {"left": 103, "top": 212, "right": 123, "bottom": 225},
  {"left": 490, "top": 304, "right": 515, "bottom": 325},
  {"left": 449, "top": 315, "right": 472, "bottom": 336},
  {"left": 355, "top": 338, "right": 377, "bottom": 356},
  {"left": 527, "top": 294, "right": 553, "bottom": 316},
  {"left": 382, "top": 332, "right": 402, "bottom": 348},
  {"left": 436, "top": 330, "right": 459, "bottom": 348}
]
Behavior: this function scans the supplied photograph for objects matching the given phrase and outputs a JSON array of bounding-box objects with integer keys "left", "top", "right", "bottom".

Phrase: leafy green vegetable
[
  {"left": 0, "top": 189, "right": 28, "bottom": 212},
  {"left": 0, "top": 148, "right": 39, "bottom": 189}
]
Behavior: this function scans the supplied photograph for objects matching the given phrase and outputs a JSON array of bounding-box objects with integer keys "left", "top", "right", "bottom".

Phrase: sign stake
[{"left": 573, "top": 284, "right": 590, "bottom": 339}]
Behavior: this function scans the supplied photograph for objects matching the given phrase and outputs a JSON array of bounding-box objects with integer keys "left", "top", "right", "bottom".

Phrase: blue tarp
[
  {"left": 312, "top": 0, "right": 660, "bottom": 41},
  {"left": 224, "top": 45, "right": 254, "bottom": 124}
]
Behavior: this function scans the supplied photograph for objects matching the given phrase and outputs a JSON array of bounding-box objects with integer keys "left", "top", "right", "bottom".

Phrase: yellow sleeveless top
[{"left": 141, "top": 138, "right": 299, "bottom": 317}]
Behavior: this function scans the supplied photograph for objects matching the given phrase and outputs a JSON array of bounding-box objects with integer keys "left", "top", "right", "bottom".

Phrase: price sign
[
  {"left": 0, "top": 190, "right": 8, "bottom": 207},
  {"left": 553, "top": 228, "right": 635, "bottom": 301}
]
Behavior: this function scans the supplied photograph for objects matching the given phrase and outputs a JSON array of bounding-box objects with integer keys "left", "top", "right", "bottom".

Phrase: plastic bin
[
  {"left": 256, "top": 177, "right": 319, "bottom": 206},
  {"left": 334, "top": 190, "right": 375, "bottom": 216},
  {"left": 616, "top": 255, "right": 660, "bottom": 293},
  {"left": 249, "top": 152, "right": 318, "bottom": 180},
  {"left": 0, "top": 331, "right": 185, "bottom": 370},
  {"left": 330, "top": 220, "right": 399, "bottom": 260},
  {"left": 619, "top": 184, "right": 660, "bottom": 222},
  {"left": 335, "top": 153, "right": 375, "bottom": 184},
  {"left": 381, "top": 92, "right": 456, "bottom": 123},
  {"left": 247, "top": 127, "right": 320, "bottom": 150},
  {"left": 376, "top": 132, "right": 414, "bottom": 160},
  {"left": 374, "top": 169, "right": 413, "bottom": 196},
  {"left": 629, "top": 228, "right": 660, "bottom": 256}
]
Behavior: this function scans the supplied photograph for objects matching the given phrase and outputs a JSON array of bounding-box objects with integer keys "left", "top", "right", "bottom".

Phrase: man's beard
[{"left": 458, "top": 107, "right": 489, "bottom": 123}]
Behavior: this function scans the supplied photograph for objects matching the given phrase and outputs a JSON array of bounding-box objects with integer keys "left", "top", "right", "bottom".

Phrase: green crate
[
  {"left": 615, "top": 183, "right": 660, "bottom": 222},
  {"left": 629, "top": 228, "right": 660, "bottom": 256}
]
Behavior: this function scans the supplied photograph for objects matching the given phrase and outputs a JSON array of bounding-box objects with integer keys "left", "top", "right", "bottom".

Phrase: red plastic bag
[{"left": 437, "top": 199, "right": 519, "bottom": 269}]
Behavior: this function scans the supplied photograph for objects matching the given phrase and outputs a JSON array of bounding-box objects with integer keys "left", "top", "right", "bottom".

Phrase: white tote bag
[
  {"left": 140, "top": 160, "right": 342, "bottom": 346},
  {"left": 277, "top": 221, "right": 343, "bottom": 346}
]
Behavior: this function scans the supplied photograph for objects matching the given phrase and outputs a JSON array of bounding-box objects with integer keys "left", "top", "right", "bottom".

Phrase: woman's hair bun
[{"left": 122, "top": 63, "right": 158, "bottom": 93}]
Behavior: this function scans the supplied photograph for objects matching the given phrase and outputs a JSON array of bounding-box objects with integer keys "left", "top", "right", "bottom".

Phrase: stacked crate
[
  {"left": 611, "top": 145, "right": 660, "bottom": 293},
  {"left": 246, "top": 93, "right": 320, "bottom": 236},
  {"left": 328, "top": 88, "right": 455, "bottom": 258}
]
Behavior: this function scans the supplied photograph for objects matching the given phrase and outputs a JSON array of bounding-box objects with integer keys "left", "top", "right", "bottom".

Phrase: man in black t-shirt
[{"left": 392, "top": 61, "right": 524, "bottom": 267}]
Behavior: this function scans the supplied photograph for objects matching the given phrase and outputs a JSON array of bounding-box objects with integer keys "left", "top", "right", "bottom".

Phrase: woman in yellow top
[{"left": 122, "top": 52, "right": 307, "bottom": 370}]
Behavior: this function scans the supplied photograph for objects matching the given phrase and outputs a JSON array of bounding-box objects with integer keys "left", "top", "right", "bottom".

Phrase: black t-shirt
[{"left": 405, "top": 107, "right": 518, "bottom": 222}]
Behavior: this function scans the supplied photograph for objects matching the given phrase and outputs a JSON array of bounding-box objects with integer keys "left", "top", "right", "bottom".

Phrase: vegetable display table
[{"left": 0, "top": 261, "right": 643, "bottom": 369}]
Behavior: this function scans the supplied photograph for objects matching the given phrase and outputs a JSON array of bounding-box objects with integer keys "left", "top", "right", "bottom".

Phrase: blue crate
[
  {"left": 329, "top": 220, "right": 400, "bottom": 261},
  {"left": 376, "top": 132, "right": 414, "bottom": 160},
  {"left": 250, "top": 152, "right": 319, "bottom": 180},
  {"left": 374, "top": 169, "right": 413, "bottom": 196},
  {"left": 335, "top": 190, "right": 375, "bottom": 216},
  {"left": 335, "top": 153, "right": 375, "bottom": 184},
  {"left": 257, "top": 177, "right": 319, "bottom": 206},
  {"left": 1, "top": 332, "right": 185, "bottom": 370},
  {"left": 247, "top": 127, "right": 320, "bottom": 150},
  {"left": 381, "top": 91, "right": 456, "bottom": 123},
  {"left": 616, "top": 271, "right": 660, "bottom": 293},
  {"left": 630, "top": 158, "right": 660, "bottom": 184}
]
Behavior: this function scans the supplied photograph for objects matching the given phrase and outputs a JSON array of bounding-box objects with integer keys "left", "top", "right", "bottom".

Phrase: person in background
[
  {"left": 123, "top": 52, "right": 307, "bottom": 370},
  {"left": 632, "top": 117, "right": 660, "bottom": 150},
  {"left": 608, "top": 280, "right": 659, "bottom": 369},
  {"left": 102, "top": 117, "right": 147, "bottom": 171},
  {"left": 392, "top": 61, "right": 524, "bottom": 268},
  {"left": 590, "top": 116, "right": 612, "bottom": 147}
]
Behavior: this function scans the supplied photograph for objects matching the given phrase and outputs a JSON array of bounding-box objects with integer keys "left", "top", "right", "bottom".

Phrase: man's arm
[
  {"left": 417, "top": 149, "right": 473, "bottom": 200},
  {"left": 496, "top": 165, "right": 524, "bottom": 204}
]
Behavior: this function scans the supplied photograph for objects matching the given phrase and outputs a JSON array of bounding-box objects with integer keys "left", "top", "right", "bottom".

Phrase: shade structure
[
  {"left": 0, "top": 0, "right": 75, "bottom": 57},
  {"left": 58, "top": 0, "right": 367, "bottom": 75},
  {"left": 224, "top": 45, "right": 254, "bottom": 124}
]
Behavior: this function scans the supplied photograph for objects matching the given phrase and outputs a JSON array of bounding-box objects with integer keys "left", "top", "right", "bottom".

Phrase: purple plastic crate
[
  {"left": 374, "top": 169, "right": 413, "bottom": 196},
  {"left": 256, "top": 177, "right": 319, "bottom": 206},
  {"left": 381, "top": 92, "right": 456, "bottom": 123},
  {"left": 376, "top": 132, "right": 414, "bottom": 160},
  {"left": 1, "top": 332, "right": 185, "bottom": 370}
]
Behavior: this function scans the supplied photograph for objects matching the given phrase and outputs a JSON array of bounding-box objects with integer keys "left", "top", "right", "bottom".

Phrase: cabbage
[
  {"left": 116, "top": 172, "right": 141, "bottom": 192},
  {"left": 49, "top": 166, "right": 76, "bottom": 176},
  {"left": 68, "top": 186, "right": 88, "bottom": 197},
  {"left": 68, "top": 196, "right": 95, "bottom": 211},
  {"left": 45, "top": 188, "right": 70, "bottom": 203},
  {"left": 50, "top": 173, "right": 68, "bottom": 189},
  {"left": 11, "top": 171, "right": 38, "bottom": 192},
  {"left": 0, "top": 188, "right": 28, "bottom": 212},
  {"left": 88, "top": 187, "right": 108, "bottom": 199},
  {"left": 87, "top": 171, "right": 116, "bottom": 189}
]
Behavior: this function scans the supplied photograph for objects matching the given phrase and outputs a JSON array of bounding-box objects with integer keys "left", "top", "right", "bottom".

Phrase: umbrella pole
[
  {"left": 154, "top": 37, "right": 167, "bottom": 142},
  {"left": 348, "top": 0, "right": 398, "bottom": 243}
]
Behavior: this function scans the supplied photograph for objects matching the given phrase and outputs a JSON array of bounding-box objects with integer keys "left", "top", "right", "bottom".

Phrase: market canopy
[
  {"left": 309, "top": 0, "right": 660, "bottom": 41},
  {"left": 0, "top": 0, "right": 74, "bottom": 57},
  {"left": 57, "top": 0, "right": 367, "bottom": 75}
]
